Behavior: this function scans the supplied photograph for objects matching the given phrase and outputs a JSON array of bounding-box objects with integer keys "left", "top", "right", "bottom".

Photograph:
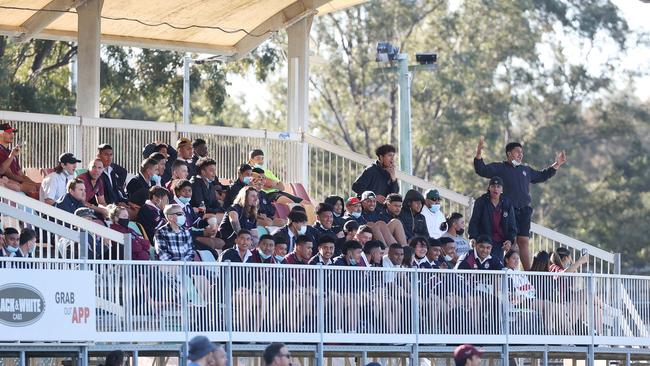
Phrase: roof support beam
[
  {"left": 76, "top": 0, "right": 103, "bottom": 118},
  {"left": 13, "top": 0, "right": 78, "bottom": 43}
]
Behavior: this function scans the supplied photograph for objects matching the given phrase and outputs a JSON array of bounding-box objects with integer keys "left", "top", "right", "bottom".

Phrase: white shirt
[
  {"left": 382, "top": 255, "right": 399, "bottom": 283},
  {"left": 103, "top": 165, "right": 114, "bottom": 187},
  {"left": 421, "top": 206, "right": 446, "bottom": 239},
  {"left": 39, "top": 170, "right": 74, "bottom": 202}
]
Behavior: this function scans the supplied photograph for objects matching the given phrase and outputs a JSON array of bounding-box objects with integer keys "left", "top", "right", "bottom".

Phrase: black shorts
[
  {"left": 515, "top": 206, "right": 533, "bottom": 237},
  {"left": 266, "top": 191, "right": 303, "bottom": 204}
]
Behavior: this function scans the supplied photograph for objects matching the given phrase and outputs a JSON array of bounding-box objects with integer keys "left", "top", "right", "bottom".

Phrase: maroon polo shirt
[{"left": 491, "top": 203, "right": 505, "bottom": 242}]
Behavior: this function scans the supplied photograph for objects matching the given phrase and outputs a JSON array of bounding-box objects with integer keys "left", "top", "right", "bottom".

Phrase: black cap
[
  {"left": 0, "top": 123, "right": 17, "bottom": 133},
  {"left": 188, "top": 335, "right": 217, "bottom": 361},
  {"left": 489, "top": 176, "right": 503, "bottom": 186},
  {"left": 59, "top": 153, "right": 81, "bottom": 165}
]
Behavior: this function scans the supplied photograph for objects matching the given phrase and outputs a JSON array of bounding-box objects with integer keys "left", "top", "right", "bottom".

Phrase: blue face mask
[
  {"left": 242, "top": 176, "right": 252, "bottom": 185},
  {"left": 207, "top": 178, "right": 215, "bottom": 184},
  {"left": 351, "top": 211, "right": 361, "bottom": 218},
  {"left": 6, "top": 246, "right": 18, "bottom": 254},
  {"left": 151, "top": 174, "right": 161, "bottom": 183},
  {"left": 349, "top": 258, "right": 357, "bottom": 266},
  {"left": 274, "top": 255, "right": 284, "bottom": 263},
  {"left": 259, "top": 251, "right": 272, "bottom": 260},
  {"left": 429, "top": 204, "right": 441, "bottom": 213},
  {"left": 176, "top": 215, "right": 187, "bottom": 226},
  {"left": 28, "top": 243, "right": 36, "bottom": 254},
  {"left": 254, "top": 164, "right": 264, "bottom": 169},
  {"left": 178, "top": 196, "right": 191, "bottom": 204}
]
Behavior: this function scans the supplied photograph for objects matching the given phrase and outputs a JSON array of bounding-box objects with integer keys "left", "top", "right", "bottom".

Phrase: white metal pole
[{"left": 183, "top": 55, "right": 191, "bottom": 125}]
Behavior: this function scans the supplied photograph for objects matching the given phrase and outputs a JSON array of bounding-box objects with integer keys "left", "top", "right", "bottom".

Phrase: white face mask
[
  {"left": 298, "top": 225, "right": 307, "bottom": 235},
  {"left": 351, "top": 211, "right": 361, "bottom": 218},
  {"left": 511, "top": 159, "right": 521, "bottom": 167},
  {"left": 444, "top": 255, "right": 453, "bottom": 262}
]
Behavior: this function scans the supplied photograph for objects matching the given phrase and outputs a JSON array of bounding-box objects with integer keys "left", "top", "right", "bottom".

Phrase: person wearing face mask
[
  {"left": 16, "top": 228, "right": 37, "bottom": 258},
  {"left": 342, "top": 197, "right": 367, "bottom": 224},
  {"left": 155, "top": 204, "right": 195, "bottom": 261},
  {"left": 468, "top": 176, "right": 517, "bottom": 265},
  {"left": 282, "top": 235, "right": 313, "bottom": 264},
  {"left": 251, "top": 167, "right": 285, "bottom": 228},
  {"left": 142, "top": 142, "right": 178, "bottom": 185},
  {"left": 137, "top": 186, "right": 170, "bottom": 242},
  {"left": 40, "top": 152, "right": 81, "bottom": 205},
  {"left": 271, "top": 211, "right": 310, "bottom": 253},
  {"left": 251, "top": 234, "right": 276, "bottom": 263},
  {"left": 438, "top": 237, "right": 458, "bottom": 269},
  {"left": 332, "top": 240, "right": 363, "bottom": 266},
  {"left": 440, "top": 212, "right": 470, "bottom": 258},
  {"left": 248, "top": 149, "right": 303, "bottom": 205},
  {"left": 272, "top": 234, "right": 289, "bottom": 263},
  {"left": 148, "top": 152, "right": 168, "bottom": 187},
  {"left": 1, "top": 227, "right": 20, "bottom": 257},
  {"left": 421, "top": 189, "right": 446, "bottom": 239},
  {"left": 398, "top": 190, "right": 429, "bottom": 240},
  {"left": 475, "top": 137, "right": 567, "bottom": 271},
  {"left": 173, "top": 180, "right": 222, "bottom": 253},
  {"left": 108, "top": 204, "right": 151, "bottom": 260},
  {"left": 224, "top": 164, "right": 254, "bottom": 209},
  {"left": 127, "top": 158, "right": 159, "bottom": 206}
]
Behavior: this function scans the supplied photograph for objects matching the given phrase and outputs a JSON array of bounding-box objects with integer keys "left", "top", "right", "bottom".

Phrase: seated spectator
[
  {"left": 549, "top": 247, "right": 589, "bottom": 273},
  {"left": 426, "top": 238, "right": 442, "bottom": 269},
  {"left": 335, "top": 220, "right": 359, "bottom": 256},
  {"left": 438, "top": 236, "right": 458, "bottom": 269},
  {"left": 422, "top": 189, "right": 446, "bottom": 239},
  {"left": 312, "top": 203, "right": 343, "bottom": 242},
  {"left": 272, "top": 234, "right": 289, "bottom": 263},
  {"left": 410, "top": 236, "right": 431, "bottom": 269},
  {"left": 248, "top": 149, "right": 302, "bottom": 204},
  {"left": 127, "top": 158, "right": 159, "bottom": 206},
  {"left": 308, "top": 235, "right": 336, "bottom": 265},
  {"left": 342, "top": 197, "right": 366, "bottom": 224},
  {"left": 1, "top": 227, "right": 20, "bottom": 257},
  {"left": 468, "top": 176, "right": 517, "bottom": 263},
  {"left": 155, "top": 204, "right": 195, "bottom": 261},
  {"left": 190, "top": 157, "right": 225, "bottom": 215},
  {"left": 354, "top": 225, "right": 373, "bottom": 247},
  {"left": 97, "top": 143, "right": 128, "bottom": 205},
  {"left": 190, "top": 138, "right": 208, "bottom": 178},
  {"left": 165, "top": 159, "right": 189, "bottom": 191},
  {"left": 77, "top": 158, "right": 109, "bottom": 217},
  {"left": 149, "top": 152, "right": 167, "bottom": 186},
  {"left": 16, "top": 228, "right": 37, "bottom": 258},
  {"left": 143, "top": 142, "right": 177, "bottom": 184},
  {"left": 282, "top": 235, "right": 313, "bottom": 265},
  {"left": 324, "top": 195, "right": 345, "bottom": 229},
  {"left": 172, "top": 179, "right": 222, "bottom": 252},
  {"left": 455, "top": 235, "right": 504, "bottom": 270},
  {"left": 251, "top": 234, "right": 276, "bottom": 263},
  {"left": 219, "top": 229, "right": 253, "bottom": 263},
  {"left": 40, "top": 153, "right": 80, "bottom": 205},
  {"left": 402, "top": 246, "right": 414, "bottom": 268},
  {"left": 251, "top": 167, "right": 285, "bottom": 228},
  {"left": 137, "top": 186, "right": 169, "bottom": 241},
  {"left": 218, "top": 186, "right": 259, "bottom": 248},
  {"left": 332, "top": 240, "right": 363, "bottom": 266},
  {"left": 352, "top": 144, "right": 399, "bottom": 202},
  {"left": 175, "top": 137, "right": 193, "bottom": 166},
  {"left": 398, "top": 190, "right": 429, "bottom": 240},
  {"left": 361, "top": 191, "right": 407, "bottom": 246},
  {"left": 107, "top": 204, "right": 151, "bottom": 260},
  {"left": 224, "top": 164, "right": 253, "bottom": 209},
  {"left": 504, "top": 250, "right": 536, "bottom": 298},
  {"left": 382, "top": 243, "right": 405, "bottom": 283},
  {"left": 440, "top": 212, "right": 470, "bottom": 258},
  {"left": 55, "top": 207, "right": 110, "bottom": 259},
  {"left": 361, "top": 240, "right": 384, "bottom": 267},
  {"left": 0, "top": 124, "right": 40, "bottom": 198},
  {"left": 272, "top": 210, "right": 309, "bottom": 253},
  {"left": 530, "top": 250, "right": 551, "bottom": 272},
  {"left": 55, "top": 178, "right": 87, "bottom": 214}
]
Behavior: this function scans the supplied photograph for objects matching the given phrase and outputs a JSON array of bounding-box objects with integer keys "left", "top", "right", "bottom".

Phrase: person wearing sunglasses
[
  {"left": 155, "top": 204, "right": 195, "bottom": 261},
  {"left": 263, "top": 343, "right": 291, "bottom": 366}
]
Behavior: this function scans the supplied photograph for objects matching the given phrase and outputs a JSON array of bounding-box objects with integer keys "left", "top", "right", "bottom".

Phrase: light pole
[{"left": 182, "top": 55, "right": 191, "bottom": 125}]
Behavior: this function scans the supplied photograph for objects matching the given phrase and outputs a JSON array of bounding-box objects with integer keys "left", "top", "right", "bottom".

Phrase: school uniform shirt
[
  {"left": 468, "top": 193, "right": 517, "bottom": 244},
  {"left": 282, "top": 252, "right": 309, "bottom": 265},
  {"left": 441, "top": 232, "right": 471, "bottom": 258},
  {"left": 332, "top": 255, "right": 356, "bottom": 266},
  {"left": 189, "top": 175, "right": 225, "bottom": 214},
  {"left": 257, "top": 190, "right": 276, "bottom": 219},
  {"left": 219, "top": 248, "right": 253, "bottom": 263},
  {"left": 342, "top": 212, "right": 368, "bottom": 225},
  {"left": 361, "top": 207, "right": 382, "bottom": 223},
  {"left": 412, "top": 256, "right": 432, "bottom": 269},
  {"left": 250, "top": 248, "right": 276, "bottom": 264},
  {"left": 421, "top": 206, "right": 446, "bottom": 239},
  {"left": 0, "top": 144, "right": 22, "bottom": 176},
  {"left": 217, "top": 204, "right": 257, "bottom": 246},
  {"left": 54, "top": 193, "right": 85, "bottom": 214},
  {"left": 77, "top": 172, "right": 105, "bottom": 204},
  {"left": 137, "top": 200, "right": 166, "bottom": 241},
  {"left": 101, "top": 163, "right": 128, "bottom": 204},
  {"left": 455, "top": 249, "right": 503, "bottom": 270},
  {"left": 308, "top": 254, "right": 333, "bottom": 265},
  {"left": 126, "top": 174, "right": 153, "bottom": 206}
]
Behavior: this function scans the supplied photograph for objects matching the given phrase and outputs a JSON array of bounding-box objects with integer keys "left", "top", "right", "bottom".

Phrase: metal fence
[
  {"left": 0, "top": 258, "right": 648, "bottom": 346},
  {"left": 0, "top": 110, "right": 618, "bottom": 273},
  {"left": 0, "top": 186, "right": 130, "bottom": 260}
]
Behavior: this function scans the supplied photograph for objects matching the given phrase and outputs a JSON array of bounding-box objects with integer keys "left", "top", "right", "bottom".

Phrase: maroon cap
[
  {"left": 0, "top": 123, "right": 17, "bottom": 133},
  {"left": 454, "top": 344, "right": 483, "bottom": 363}
]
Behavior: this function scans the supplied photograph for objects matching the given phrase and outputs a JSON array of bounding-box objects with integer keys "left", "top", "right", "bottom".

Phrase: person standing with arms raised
[{"left": 474, "top": 137, "right": 566, "bottom": 270}]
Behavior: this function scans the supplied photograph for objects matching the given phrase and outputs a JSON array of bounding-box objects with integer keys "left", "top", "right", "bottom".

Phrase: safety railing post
[
  {"left": 410, "top": 268, "right": 419, "bottom": 366},
  {"left": 225, "top": 262, "right": 233, "bottom": 365},
  {"left": 587, "top": 273, "right": 595, "bottom": 366},
  {"left": 501, "top": 270, "right": 510, "bottom": 365},
  {"left": 317, "top": 264, "right": 325, "bottom": 366}
]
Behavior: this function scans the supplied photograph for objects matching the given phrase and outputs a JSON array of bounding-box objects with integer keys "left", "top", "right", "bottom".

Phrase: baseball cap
[
  {"left": 346, "top": 197, "right": 361, "bottom": 205},
  {"left": 0, "top": 123, "right": 17, "bottom": 133},
  {"left": 176, "top": 137, "right": 191, "bottom": 149},
  {"left": 361, "top": 191, "right": 376, "bottom": 201},
  {"left": 425, "top": 189, "right": 441, "bottom": 200},
  {"left": 187, "top": 335, "right": 217, "bottom": 361},
  {"left": 74, "top": 208, "right": 97, "bottom": 219},
  {"left": 59, "top": 153, "right": 81, "bottom": 165},
  {"left": 454, "top": 344, "right": 483, "bottom": 363},
  {"left": 489, "top": 176, "right": 503, "bottom": 186}
]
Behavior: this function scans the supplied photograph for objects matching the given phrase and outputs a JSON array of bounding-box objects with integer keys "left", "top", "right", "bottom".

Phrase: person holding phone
[{"left": 0, "top": 124, "right": 40, "bottom": 198}]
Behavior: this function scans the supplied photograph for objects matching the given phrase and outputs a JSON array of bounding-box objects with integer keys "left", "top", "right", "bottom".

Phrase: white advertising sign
[{"left": 0, "top": 268, "right": 96, "bottom": 342}]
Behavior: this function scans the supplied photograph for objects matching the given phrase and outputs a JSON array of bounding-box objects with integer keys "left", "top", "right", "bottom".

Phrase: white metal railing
[
  {"left": 0, "top": 258, "right": 648, "bottom": 346},
  {"left": 0, "top": 186, "right": 130, "bottom": 260},
  {"left": 0, "top": 110, "right": 618, "bottom": 273}
]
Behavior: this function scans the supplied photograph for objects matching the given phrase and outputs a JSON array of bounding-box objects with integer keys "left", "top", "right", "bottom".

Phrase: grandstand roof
[{"left": 0, "top": 0, "right": 366, "bottom": 58}]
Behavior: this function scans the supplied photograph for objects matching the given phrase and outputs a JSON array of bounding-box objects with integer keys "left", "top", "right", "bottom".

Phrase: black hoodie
[{"left": 398, "top": 189, "right": 429, "bottom": 240}]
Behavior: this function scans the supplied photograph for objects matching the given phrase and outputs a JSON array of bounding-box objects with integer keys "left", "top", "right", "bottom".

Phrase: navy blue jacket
[
  {"left": 398, "top": 190, "right": 429, "bottom": 240},
  {"left": 468, "top": 193, "right": 517, "bottom": 243},
  {"left": 189, "top": 175, "right": 224, "bottom": 214},
  {"left": 474, "top": 158, "right": 556, "bottom": 208},
  {"left": 352, "top": 161, "right": 399, "bottom": 197},
  {"left": 55, "top": 194, "right": 85, "bottom": 214},
  {"left": 100, "top": 163, "right": 128, "bottom": 204},
  {"left": 223, "top": 179, "right": 246, "bottom": 209}
]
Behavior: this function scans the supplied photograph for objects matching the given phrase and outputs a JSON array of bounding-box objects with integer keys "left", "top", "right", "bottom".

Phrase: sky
[{"left": 226, "top": 0, "right": 650, "bottom": 115}]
